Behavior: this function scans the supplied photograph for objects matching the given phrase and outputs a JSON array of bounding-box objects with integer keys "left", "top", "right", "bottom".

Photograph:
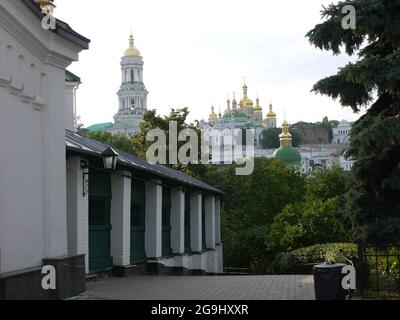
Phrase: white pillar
[
  {"left": 190, "top": 193, "right": 202, "bottom": 252},
  {"left": 66, "top": 157, "right": 89, "bottom": 274},
  {"left": 145, "top": 181, "right": 162, "bottom": 258},
  {"left": 171, "top": 188, "right": 185, "bottom": 254},
  {"left": 42, "top": 64, "right": 68, "bottom": 259},
  {"left": 110, "top": 171, "right": 131, "bottom": 266},
  {"left": 65, "top": 81, "right": 79, "bottom": 132},
  {"left": 215, "top": 197, "right": 221, "bottom": 245},
  {"left": 205, "top": 196, "right": 216, "bottom": 250}
]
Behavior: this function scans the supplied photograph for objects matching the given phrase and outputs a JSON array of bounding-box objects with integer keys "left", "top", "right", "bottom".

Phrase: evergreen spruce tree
[{"left": 307, "top": 0, "right": 400, "bottom": 244}]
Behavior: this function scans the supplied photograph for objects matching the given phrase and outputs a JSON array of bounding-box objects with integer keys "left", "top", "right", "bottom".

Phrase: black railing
[
  {"left": 223, "top": 267, "right": 250, "bottom": 275},
  {"left": 358, "top": 243, "right": 400, "bottom": 298}
]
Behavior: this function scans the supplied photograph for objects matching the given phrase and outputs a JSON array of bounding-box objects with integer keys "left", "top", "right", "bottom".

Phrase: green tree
[
  {"left": 260, "top": 128, "right": 301, "bottom": 149},
  {"left": 83, "top": 131, "right": 135, "bottom": 155},
  {"left": 321, "top": 117, "right": 339, "bottom": 142},
  {"left": 266, "top": 167, "right": 350, "bottom": 253},
  {"left": 307, "top": 0, "right": 400, "bottom": 244},
  {"left": 266, "top": 198, "right": 347, "bottom": 252},
  {"left": 132, "top": 108, "right": 208, "bottom": 179},
  {"left": 204, "top": 158, "right": 306, "bottom": 272}
]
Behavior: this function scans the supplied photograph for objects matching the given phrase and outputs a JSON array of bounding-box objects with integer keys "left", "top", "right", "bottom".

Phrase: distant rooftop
[{"left": 86, "top": 122, "right": 113, "bottom": 132}]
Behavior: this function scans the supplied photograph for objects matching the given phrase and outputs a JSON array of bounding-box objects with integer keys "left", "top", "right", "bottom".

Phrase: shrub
[{"left": 273, "top": 243, "right": 357, "bottom": 274}]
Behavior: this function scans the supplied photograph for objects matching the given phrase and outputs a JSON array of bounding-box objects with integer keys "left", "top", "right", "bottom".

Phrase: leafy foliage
[
  {"left": 132, "top": 108, "right": 209, "bottom": 179},
  {"left": 266, "top": 167, "right": 350, "bottom": 254},
  {"left": 82, "top": 131, "right": 135, "bottom": 155},
  {"left": 260, "top": 128, "right": 300, "bottom": 149},
  {"left": 273, "top": 243, "right": 357, "bottom": 274},
  {"left": 204, "top": 158, "right": 306, "bottom": 272}
]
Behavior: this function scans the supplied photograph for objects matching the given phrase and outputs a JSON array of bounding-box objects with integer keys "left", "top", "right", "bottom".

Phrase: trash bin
[{"left": 313, "top": 262, "right": 348, "bottom": 300}]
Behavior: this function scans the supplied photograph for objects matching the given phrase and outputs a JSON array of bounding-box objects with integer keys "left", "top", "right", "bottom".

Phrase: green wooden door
[
  {"left": 202, "top": 196, "right": 206, "bottom": 250},
  {"left": 162, "top": 187, "right": 173, "bottom": 257},
  {"left": 89, "top": 170, "right": 113, "bottom": 273},
  {"left": 130, "top": 179, "right": 146, "bottom": 263},
  {"left": 184, "top": 193, "right": 191, "bottom": 253}
]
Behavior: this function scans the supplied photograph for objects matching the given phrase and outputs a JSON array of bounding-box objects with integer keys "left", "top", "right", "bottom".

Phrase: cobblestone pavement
[{"left": 78, "top": 275, "right": 315, "bottom": 300}]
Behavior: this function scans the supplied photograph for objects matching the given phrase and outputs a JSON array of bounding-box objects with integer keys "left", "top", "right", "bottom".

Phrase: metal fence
[
  {"left": 358, "top": 243, "right": 400, "bottom": 298},
  {"left": 223, "top": 267, "right": 250, "bottom": 275}
]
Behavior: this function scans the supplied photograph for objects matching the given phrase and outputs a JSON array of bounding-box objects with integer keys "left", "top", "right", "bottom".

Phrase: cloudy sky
[{"left": 56, "top": 0, "right": 366, "bottom": 127}]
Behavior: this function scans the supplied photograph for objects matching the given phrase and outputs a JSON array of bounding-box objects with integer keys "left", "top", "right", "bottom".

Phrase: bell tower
[{"left": 113, "top": 33, "right": 149, "bottom": 136}]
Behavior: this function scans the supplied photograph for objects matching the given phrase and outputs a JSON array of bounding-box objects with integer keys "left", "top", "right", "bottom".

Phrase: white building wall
[
  {"left": 190, "top": 193, "right": 203, "bottom": 252},
  {"left": 110, "top": 171, "right": 132, "bottom": 266},
  {"left": 145, "top": 182, "right": 162, "bottom": 258},
  {"left": 0, "top": 0, "right": 84, "bottom": 274},
  {"left": 66, "top": 157, "right": 89, "bottom": 274},
  {"left": 146, "top": 193, "right": 223, "bottom": 274},
  {"left": 205, "top": 196, "right": 216, "bottom": 250},
  {"left": 65, "top": 81, "right": 79, "bottom": 131},
  {"left": 171, "top": 188, "right": 185, "bottom": 255},
  {"left": 215, "top": 197, "right": 221, "bottom": 245}
]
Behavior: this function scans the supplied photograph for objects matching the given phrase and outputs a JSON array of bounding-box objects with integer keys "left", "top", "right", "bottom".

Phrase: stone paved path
[{"left": 79, "top": 275, "right": 315, "bottom": 300}]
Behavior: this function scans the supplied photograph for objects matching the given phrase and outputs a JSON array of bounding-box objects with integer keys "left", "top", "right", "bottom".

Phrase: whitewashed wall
[{"left": 0, "top": 0, "right": 84, "bottom": 274}]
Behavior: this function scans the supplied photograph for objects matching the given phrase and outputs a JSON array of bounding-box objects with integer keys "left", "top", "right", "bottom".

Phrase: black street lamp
[{"left": 102, "top": 147, "right": 119, "bottom": 171}]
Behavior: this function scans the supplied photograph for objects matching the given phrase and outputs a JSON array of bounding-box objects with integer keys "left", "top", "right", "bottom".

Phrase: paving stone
[{"left": 72, "top": 275, "right": 316, "bottom": 300}]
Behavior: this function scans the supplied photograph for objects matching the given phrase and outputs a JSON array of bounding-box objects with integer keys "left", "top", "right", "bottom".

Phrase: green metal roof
[
  {"left": 86, "top": 122, "right": 113, "bottom": 132},
  {"left": 273, "top": 147, "right": 301, "bottom": 167}
]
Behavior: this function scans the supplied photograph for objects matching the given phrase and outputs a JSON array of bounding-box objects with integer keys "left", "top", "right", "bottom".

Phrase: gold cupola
[
  {"left": 123, "top": 34, "right": 141, "bottom": 57},
  {"left": 267, "top": 102, "right": 276, "bottom": 117},
  {"left": 232, "top": 92, "right": 238, "bottom": 110},
  {"left": 254, "top": 96, "right": 262, "bottom": 111},
  {"left": 239, "top": 82, "right": 254, "bottom": 109},
  {"left": 209, "top": 106, "right": 218, "bottom": 121},
  {"left": 225, "top": 97, "right": 231, "bottom": 114},
  {"left": 279, "top": 120, "right": 293, "bottom": 147}
]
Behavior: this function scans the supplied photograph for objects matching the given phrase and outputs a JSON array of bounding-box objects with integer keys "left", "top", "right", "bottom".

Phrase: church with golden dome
[
  {"left": 202, "top": 82, "right": 278, "bottom": 147},
  {"left": 87, "top": 33, "right": 149, "bottom": 136}
]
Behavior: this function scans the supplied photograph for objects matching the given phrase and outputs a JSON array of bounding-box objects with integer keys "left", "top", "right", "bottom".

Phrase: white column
[
  {"left": 171, "top": 188, "right": 185, "bottom": 254},
  {"left": 190, "top": 193, "right": 202, "bottom": 252},
  {"left": 65, "top": 81, "right": 79, "bottom": 132},
  {"left": 145, "top": 181, "right": 162, "bottom": 258},
  {"left": 66, "top": 157, "right": 89, "bottom": 274},
  {"left": 42, "top": 64, "right": 68, "bottom": 259},
  {"left": 205, "top": 196, "right": 216, "bottom": 250},
  {"left": 110, "top": 171, "right": 131, "bottom": 266},
  {"left": 215, "top": 197, "right": 221, "bottom": 245}
]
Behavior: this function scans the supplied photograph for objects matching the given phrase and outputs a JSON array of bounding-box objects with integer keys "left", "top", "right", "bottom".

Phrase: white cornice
[{"left": 0, "top": 1, "right": 81, "bottom": 69}]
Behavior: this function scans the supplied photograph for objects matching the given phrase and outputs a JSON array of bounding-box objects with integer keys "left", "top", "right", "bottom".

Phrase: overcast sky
[{"left": 56, "top": 0, "right": 366, "bottom": 127}]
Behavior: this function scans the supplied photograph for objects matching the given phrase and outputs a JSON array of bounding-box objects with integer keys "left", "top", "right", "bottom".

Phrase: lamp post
[{"left": 102, "top": 147, "right": 119, "bottom": 171}]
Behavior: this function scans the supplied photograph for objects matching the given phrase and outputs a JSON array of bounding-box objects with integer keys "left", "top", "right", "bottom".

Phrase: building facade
[
  {"left": 201, "top": 83, "right": 278, "bottom": 157},
  {"left": 332, "top": 120, "right": 353, "bottom": 144},
  {"left": 291, "top": 124, "right": 330, "bottom": 145},
  {"left": 0, "top": 1, "right": 222, "bottom": 300},
  {"left": 0, "top": 0, "right": 90, "bottom": 299},
  {"left": 66, "top": 132, "right": 223, "bottom": 278}
]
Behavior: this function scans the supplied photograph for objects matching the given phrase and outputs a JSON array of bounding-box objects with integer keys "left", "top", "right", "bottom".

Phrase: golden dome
[
  {"left": 279, "top": 120, "right": 293, "bottom": 147},
  {"left": 209, "top": 106, "right": 218, "bottom": 120},
  {"left": 254, "top": 97, "right": 262, "bottom": 111},
  {"left": 124, "top": 34, "right": 141, "bottom": 57},
  {"left": 224, "top": 98, "right": 231, "bottom": 114},
  {"left": 267, "top": 103, "right": 276, "bottom": 117},
  {"left": 240, "top": 82, "right": 254, "bottom": 109},
  {"left": 240, "top": 97, "right": 254, "bottom": 109}
]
